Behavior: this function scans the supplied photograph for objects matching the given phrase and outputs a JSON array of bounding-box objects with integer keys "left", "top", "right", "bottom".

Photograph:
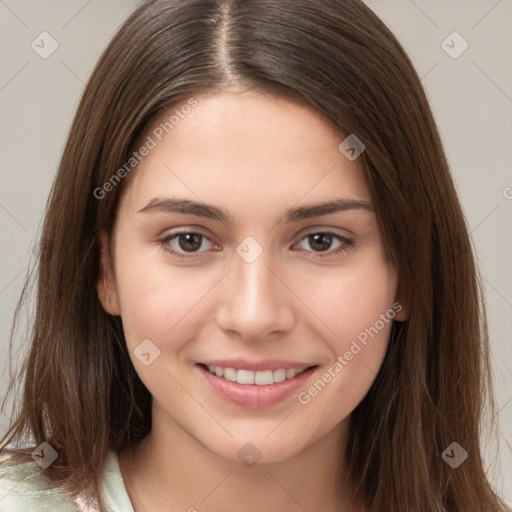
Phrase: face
[{"left": 98, "top": 90, "right": 406, "bottom": 465}]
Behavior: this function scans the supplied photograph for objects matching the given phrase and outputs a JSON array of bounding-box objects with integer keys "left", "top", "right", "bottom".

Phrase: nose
[{"left": 215, "top": 247, "right": 295, "bottom": 342}]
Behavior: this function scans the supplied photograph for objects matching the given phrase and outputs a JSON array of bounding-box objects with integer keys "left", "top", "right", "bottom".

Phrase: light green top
[{"left": 0, "top": 450, "right": 134, "bottom": 512}]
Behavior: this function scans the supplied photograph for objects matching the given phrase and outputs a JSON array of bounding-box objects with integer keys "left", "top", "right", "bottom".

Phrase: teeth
[
  {"left": 273, "top": 369, "right": 286, "bottom": 383},
  {"left": 205, "top": 365, "right": 308, "bottom": 385},
  {"left": 237, "top": 369, "right": 255, "bottom": 385},
  {"left": 223, "top": 367, "right": 236, "bottom": 381}
]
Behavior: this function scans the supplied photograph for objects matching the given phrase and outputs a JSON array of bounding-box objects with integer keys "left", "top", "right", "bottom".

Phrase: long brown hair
[{"left": 1, "top": 0, "right": 508, "bottom": 510}]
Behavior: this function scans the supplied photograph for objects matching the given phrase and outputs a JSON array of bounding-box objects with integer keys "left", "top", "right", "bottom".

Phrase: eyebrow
[{"left": 138, "top": 197, "right": 373, "bottom": 223}]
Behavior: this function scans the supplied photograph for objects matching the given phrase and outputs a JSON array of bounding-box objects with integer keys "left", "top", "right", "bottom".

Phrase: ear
[
  {"left": 393, "top": 279, "right": 409, "bottom": 322},
  {"left": 392, "top": 290, "right": 409, "bottom": 322},
  {"left": 97, "top": 231, "right": 121, "bottom": 316},
  {"left": 393, "top": 300, "right": 409, "bottom": 322}
]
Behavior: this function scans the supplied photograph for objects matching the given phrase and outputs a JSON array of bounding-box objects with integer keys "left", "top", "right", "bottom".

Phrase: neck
[{"left": 119, "top": 412, "right": 358, "bottom": 512}]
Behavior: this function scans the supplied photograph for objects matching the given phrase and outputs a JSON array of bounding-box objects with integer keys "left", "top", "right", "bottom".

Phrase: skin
[{"left": 98, "top": 89, "right": 407, "bottom": 512}]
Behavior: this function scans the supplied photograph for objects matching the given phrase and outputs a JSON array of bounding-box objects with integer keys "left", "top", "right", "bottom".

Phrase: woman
[{"left": 1, "top": 0, "right": 509, "bottom": 511}]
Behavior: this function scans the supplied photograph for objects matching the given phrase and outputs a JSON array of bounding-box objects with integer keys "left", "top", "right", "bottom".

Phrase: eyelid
[
  {"left": 296, "top": 225, "right": 352, "bottom": 240},
  {"left": 291, "top": 229, "right": 353, "bottom": 257},
  {"left": 160, "top": 228, "right": 218, "bottom": 258},
  {"left": 159, "top": 226, "right": 354, "bottom": 259}
]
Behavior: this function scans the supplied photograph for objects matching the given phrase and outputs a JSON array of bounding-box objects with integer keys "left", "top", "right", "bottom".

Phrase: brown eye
[
  {"left": 294, "top": 230, "right": 354, "bottom": 259},
  {"left": 176, "top": 233, "right": 203, "bottom": 252},
  {"left": 307, "top": 233, "right": 335, "bottom": 252},
  {"left": 161, "top": 231, "right": 218, "bottom": 258}
]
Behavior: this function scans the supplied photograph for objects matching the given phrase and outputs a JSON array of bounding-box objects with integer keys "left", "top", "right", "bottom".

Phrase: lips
[
  {"left": 196, "top": 362, "right": 319, "bottom": 407},
  {"left": 199, "top": 358, "right": 317, "bottom": 372}
]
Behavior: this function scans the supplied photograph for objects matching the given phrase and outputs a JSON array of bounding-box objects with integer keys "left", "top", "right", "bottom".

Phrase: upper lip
[{"left": 199, "top": 359, "right": 318, "bottom": 372}]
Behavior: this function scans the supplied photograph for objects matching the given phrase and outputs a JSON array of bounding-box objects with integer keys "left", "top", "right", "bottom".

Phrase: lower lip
[{"left": 197, "top": 364, "right": 317, "bottom": 408}]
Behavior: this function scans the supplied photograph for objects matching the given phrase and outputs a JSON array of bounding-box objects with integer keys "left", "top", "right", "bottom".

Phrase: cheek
[
  {"left": 308, "top": 252, "right": 398, "bottom": 349},
  {"left": 114, "top": 223, "right": 397, "bottom": 384},
  {"left": 111, "top": 234, "right": 200, "bottom": 348},
  {"left": 339, "top": 277, "right": 395, "bottom": 349},
  {"left": 295, "top": 256, "right": 397, "bottom": 409}
]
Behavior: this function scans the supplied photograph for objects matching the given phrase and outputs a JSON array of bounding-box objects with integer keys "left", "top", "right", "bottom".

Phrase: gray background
[{"left": 0, "top": 0, "right": 510, "bottom": 502}]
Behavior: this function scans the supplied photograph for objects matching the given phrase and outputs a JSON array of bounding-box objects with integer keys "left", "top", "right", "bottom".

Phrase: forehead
[{"left": 119, "top": 91, "right": 370, "bottom": 214}]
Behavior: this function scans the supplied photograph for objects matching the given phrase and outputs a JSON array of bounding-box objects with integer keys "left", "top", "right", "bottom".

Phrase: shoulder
[{"left": 0, "top": 453, "right": 80, "bottom": 512}]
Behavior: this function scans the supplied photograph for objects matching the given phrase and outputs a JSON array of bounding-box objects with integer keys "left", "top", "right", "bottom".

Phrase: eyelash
[{"left": 159, "top": 229, "right": 354, "bottom": 260}]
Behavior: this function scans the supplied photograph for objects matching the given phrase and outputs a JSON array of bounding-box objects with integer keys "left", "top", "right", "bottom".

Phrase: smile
[{"left": 203, "top": 364, "right": 311, "bottom": 386}]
